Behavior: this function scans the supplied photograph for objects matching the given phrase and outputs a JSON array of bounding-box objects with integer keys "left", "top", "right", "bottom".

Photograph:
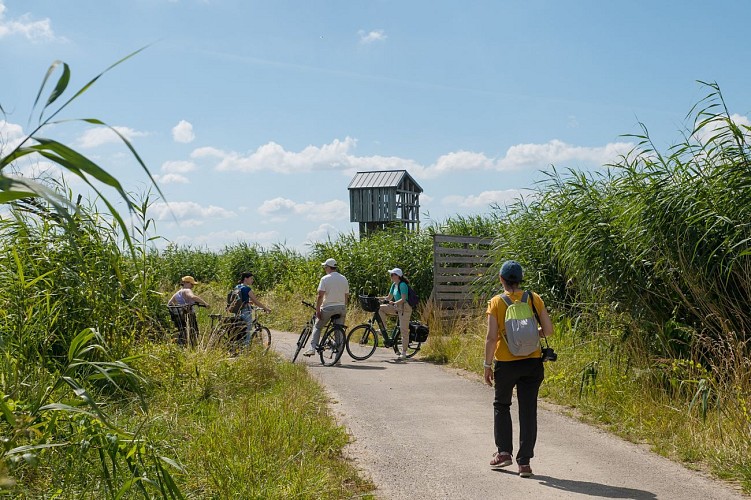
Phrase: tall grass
[
  {"left": 0, "top": 54, "right": 181, "bottom": 496},
  {"left": 0, "top": 196, "right": 182, "bottom": 497}
]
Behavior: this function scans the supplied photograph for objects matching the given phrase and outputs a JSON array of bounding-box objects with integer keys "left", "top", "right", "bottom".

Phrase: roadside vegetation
[
  {"left": 3, "top": 56, "right": 749, "bottom": 496},
  {"left": 0, "top": 60, "right": 370, "bottom": 498},
  {"left": 421, "top": 84, "right": 751, "bottom": 492}
]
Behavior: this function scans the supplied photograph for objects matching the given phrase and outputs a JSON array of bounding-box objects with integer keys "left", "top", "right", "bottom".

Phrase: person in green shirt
[{"left": 377, "top": 267, "right": 413, "bottom": 361}]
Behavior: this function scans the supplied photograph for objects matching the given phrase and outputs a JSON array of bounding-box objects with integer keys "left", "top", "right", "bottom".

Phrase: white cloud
[
  {"left": 154, "top": 173, "right": 189, "bottom": 185},
  {"left": 496, "top": 139, "right": 633, "bottom": 171},
  {"left": 155, "top": 160, "right": 197, "bottom": 184},
  {"left": 192, "top": 137, "right": 419, "bottom": 175},
  {"left": 0, "top": 120, "right": 26, "bottom": 153},
  {"left": 429, "top": 151, "right": 495, "bottom": 177},
  {"left": 171, "top": 229, "right": 280, "bottom": 249},
  {"left": 76, "top": 126, "right": 148, "bottom": 149},
  {"left": 0, "top": 1, "right": 58, "bottom": 41},
  {"left": 192, "top": 137, "right": 633, "bottom": 179},
  {"left": 193, "top": 138, "right": 361, "bottom": 174},
  {"left": 442, "top": 189, "right": 527, "bottom": 209},
  {"left": 418, "top": 140, "right": 633, "bottom": 177},
  {"left": 161, "top": 160, "right": 197, "bottom": 174},
  {"left": 257, "top": 197, "right": 348, "bottom": 222},
  {"left": 306, "top": 223, "right": 339, "bottom": 243},
  {"left": 149, "top": 201, "right": 237, "bottom": 224},
  {"left": 358, "top": 29, "right": 387, "bottom": 44},
  {"left": 172, "top": 120, "right": 195, "bottom": 143}
]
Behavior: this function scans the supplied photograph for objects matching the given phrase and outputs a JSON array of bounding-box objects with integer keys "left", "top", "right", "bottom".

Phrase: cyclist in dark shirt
[{"left": 232, "top": 272, "right": 271, "bottom": 345}]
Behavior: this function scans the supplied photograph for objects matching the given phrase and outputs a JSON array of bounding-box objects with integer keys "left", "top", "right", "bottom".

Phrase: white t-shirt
[
  {"left": 318, "top": 271, "right": 349, "bottom": 307},
  {"left": 170, "top": 288, "right": 192, "bottom": 306}
]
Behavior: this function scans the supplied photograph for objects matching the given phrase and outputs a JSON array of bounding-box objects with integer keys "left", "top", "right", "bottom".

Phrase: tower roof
[{"left": 348, "top": 170, "right": 423, "bottom": 192}]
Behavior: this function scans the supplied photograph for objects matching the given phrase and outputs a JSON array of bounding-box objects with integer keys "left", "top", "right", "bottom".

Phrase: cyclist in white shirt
[
  {"left": 303, "top": 258, "right": 349, "bottom": 356},
  {"left": 167, "top": 276, "right": 208, "bottom": 346}
]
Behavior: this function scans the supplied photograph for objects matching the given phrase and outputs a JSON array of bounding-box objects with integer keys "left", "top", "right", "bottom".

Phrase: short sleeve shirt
[
  {"left": 487, "top": 290, "right": 545, "bottom": 362},
  {"left": 236, "top": 284, "right": 251, "bottom": 304},
  {"left": 318, "top": 271, "right": 349, "bottom": 307},
  {"left": 170, "top": 288, "right": 192, "bottom": 306},
  {"left": 389, "top": 281, "right": 409, "bottom": 301}
]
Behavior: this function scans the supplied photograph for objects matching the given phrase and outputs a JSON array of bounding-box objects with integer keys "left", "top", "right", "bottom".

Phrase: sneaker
[
  {"left": 518, "top": 464, "right": 533, "bottom": 478},
  {"left": 489, "top": 452, "right": 512, "bottom": 469},
  {"left": 395, "top": 353, "right": 405, "bottom": 361},
  {"left": 302, "top": 348, "right": 316, "bottom": 357}
]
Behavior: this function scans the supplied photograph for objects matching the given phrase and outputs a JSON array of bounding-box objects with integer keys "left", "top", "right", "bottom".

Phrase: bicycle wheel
[
  {"left": 346, "top": 324, "right": 378, "bottom": 360},
  {"left": 250, "top": 325, "right": 271, "bottom": 352},
  {"left": 393, "top": 331, "right": 421, "bottom": 358},
  {"left": 292, "top": 325, "right": 312, "bottom": 363},
  {"left": 319, "top": 325, "right": 345, "bottom": 366}
]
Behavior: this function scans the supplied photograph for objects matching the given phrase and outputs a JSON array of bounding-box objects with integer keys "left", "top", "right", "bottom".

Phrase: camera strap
[{"left": 526, "top": 290, "right": 552, "bottom": 350}]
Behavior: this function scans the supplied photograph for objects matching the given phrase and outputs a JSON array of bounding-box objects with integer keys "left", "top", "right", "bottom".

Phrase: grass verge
[{"left": 131, "top": 344, "right": 373, "bottom": 499}]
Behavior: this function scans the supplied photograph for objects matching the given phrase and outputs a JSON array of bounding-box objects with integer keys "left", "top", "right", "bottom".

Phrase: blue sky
[{"left": 2, "top": 0, "right": 749, "bottom": 251}]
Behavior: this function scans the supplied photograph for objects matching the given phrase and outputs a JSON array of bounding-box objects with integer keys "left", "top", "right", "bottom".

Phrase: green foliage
[
  {"left": 309, "top": 229, "right": 433, "bottom": 298},
  {"left": 218, "top": 242, "right": 312, "bottom": 292},
  {"left": 1, "top": 329, "right": 183, "bottom": 498},
  {"left": 1, "top": 195, "right": 164, "bottom": 357},
  {"left": 0, "top": 55, "right": 181, "bottom": 497},
  {"left": 159, "top": 243, "right": 220, "bottom": 286}
]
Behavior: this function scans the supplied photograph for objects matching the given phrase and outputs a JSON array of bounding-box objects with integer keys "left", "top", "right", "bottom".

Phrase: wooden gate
[{"left": 431, "top": 234, "right": 495, "bottom": 317}]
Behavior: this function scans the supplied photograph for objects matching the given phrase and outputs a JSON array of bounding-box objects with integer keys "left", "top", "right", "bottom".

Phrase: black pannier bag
[{"left": 408, "top": 321, "right": 429, "bottom": 343}]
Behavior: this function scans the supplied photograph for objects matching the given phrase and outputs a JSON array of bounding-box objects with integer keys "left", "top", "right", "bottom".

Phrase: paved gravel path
[{"left": 272, "top": 330, "right": 746, "bottom": 499}]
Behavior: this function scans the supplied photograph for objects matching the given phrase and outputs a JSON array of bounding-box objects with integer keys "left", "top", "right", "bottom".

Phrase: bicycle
[
  {"left": 167, "top": 303, "right": 206, "bottom": 347},
  {"left": 345, "top": 295, "right": 422, "bottom": 361},
  {"left": 209, "top": 306, "right": 271, "bottom": 353},
  {"left": 291, "top": 300, "right": 346, "bottom": 366}
]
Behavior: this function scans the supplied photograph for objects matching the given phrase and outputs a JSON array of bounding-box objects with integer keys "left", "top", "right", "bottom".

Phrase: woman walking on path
[
  {"left": 377, "top": 267, "right": 412, "bottom": 361},
  {"left": 483, "top": 260, "right": 554, "bottom": 478}
]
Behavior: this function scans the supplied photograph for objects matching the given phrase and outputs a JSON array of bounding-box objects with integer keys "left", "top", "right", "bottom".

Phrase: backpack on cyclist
[
  {"left": 226, "top": 285, "right": 244, "bottom": 314},
  {"left": 501, "top": 291, "right": 540, "bottom": 356},
  {"left": 406, "top": 284, "right": 419, "bottom": 308}
]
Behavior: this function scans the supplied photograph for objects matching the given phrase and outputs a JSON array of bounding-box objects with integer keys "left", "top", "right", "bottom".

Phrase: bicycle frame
[
  {"left": 345, "top": 303, "right": 421, "bottom": 362},
  {"left": 365, "top": 310, "right": 400, "bottom": 347},
  {"left": 208, "top": 306, "right": 271, "bottom": 352},
  {"left": 292, "top": 300, "right": 346, "bottom": 365}
]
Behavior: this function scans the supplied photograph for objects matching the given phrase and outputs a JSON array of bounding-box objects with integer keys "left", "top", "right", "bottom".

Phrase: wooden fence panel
[{"left": 432, "top": 234, "right": 495, "bottom": 318}]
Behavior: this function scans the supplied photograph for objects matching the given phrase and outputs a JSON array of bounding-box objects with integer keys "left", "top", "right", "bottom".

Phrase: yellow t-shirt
[{"left": 487, "top": 291, "right": 545, "bottom": 362}]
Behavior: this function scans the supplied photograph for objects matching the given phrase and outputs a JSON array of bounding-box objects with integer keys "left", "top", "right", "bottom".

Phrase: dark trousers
[{"left": 493, "top": 357, "right": 544, "bottom": 465}]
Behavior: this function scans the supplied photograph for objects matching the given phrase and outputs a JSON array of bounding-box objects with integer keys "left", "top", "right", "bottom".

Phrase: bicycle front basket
[{"left": 359, "top": 295, "right": 381, "bottom": 312}]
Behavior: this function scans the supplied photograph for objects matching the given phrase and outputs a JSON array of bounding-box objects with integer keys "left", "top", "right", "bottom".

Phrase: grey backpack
[{"left": 501, "top": 291, "right": 540, "bottom": 356}]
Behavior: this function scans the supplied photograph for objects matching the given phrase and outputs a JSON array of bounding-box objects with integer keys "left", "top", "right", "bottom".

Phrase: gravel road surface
[{"left": 272, "top": 330, "right": 745, "bottom": 499}]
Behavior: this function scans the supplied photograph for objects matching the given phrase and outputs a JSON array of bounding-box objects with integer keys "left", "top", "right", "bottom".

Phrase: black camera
[{"left": 541, "top": 347, "right": 557, "bottom": 362}]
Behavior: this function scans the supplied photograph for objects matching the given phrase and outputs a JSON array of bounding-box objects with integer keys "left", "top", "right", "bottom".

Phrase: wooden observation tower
[{"left": 348, "top": 170, "right": 423, "bottom": 237}]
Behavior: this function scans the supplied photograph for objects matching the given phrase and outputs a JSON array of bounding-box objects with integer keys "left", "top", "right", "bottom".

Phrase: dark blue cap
[{"left": 500, "top": 260, "right": 523, "bottom": 282}]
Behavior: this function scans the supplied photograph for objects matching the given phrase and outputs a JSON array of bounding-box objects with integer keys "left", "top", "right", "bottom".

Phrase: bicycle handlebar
[
  {"left": 168, "top": 303, "right": 207, "bottom": 309},
  {"left": 302, "top": 300, "right": 315, "bottom": 309}
]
